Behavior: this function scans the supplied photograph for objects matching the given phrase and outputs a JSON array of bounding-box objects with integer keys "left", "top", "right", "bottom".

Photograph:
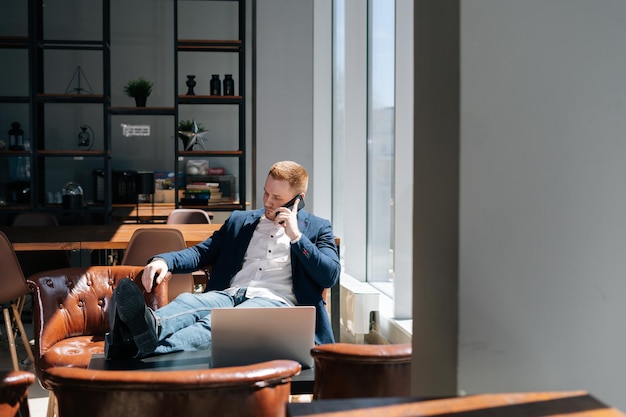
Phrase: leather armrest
[
  {"left": 311, "top": 343, "right": 412, "bottom": 363},
  {"left": 0, "top": 370, "right": 35, "bottom": 415},
  {"left": 44, "top": 359, "right": 301, "bottom": 389}
]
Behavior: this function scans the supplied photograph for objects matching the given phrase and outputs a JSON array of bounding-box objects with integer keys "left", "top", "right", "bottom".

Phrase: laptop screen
[{"left": 210, "top": 306, "right": 316, "bottom": 368}]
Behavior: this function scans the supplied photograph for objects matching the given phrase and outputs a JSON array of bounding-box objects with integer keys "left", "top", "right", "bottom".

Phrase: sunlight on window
[{"left": 367, "top": 0, "right": 395, "bottom": 292}]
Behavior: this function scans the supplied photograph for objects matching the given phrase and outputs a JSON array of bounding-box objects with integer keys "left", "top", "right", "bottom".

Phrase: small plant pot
[
  {"left": 178, "top": 133, "right": 191, "bottom": 150},
  {"left": 134, "top": 96, "right": 147, "bottom": 107}
]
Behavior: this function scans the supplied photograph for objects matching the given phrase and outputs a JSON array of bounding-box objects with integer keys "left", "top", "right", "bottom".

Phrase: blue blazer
[{"left": 158, "top": 208, "right": 341, "bottom": 344}]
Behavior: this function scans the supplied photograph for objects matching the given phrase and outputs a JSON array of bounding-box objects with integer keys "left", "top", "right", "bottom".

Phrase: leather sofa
[{"left": 26, "top": 265, "right": 169, "bottom": 389}]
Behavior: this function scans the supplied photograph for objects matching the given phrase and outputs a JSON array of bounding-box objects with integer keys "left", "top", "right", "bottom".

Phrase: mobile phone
[
  {"left": 277, "top": 194, "right": 304, "bottom": 224},
  {"left": 282, "top": 194, "right": 305, "bottom": 210}
]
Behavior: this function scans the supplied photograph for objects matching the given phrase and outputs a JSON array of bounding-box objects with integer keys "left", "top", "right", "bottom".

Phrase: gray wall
[
  {"left": 254, "top": 0, "right": 315, "bottom": 208},
  {"left": 411, "top": 0, "right": 460, "bottom": 398},
  {"left": 459, "top": 0, "right": 626, "bottom": 409}
]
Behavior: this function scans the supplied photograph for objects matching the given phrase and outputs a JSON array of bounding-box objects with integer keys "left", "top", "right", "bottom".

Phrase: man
[{"left": 106, "top": 161, "right": 340, "bottom": 359}]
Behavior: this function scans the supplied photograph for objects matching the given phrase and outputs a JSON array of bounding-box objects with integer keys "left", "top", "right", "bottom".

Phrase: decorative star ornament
[{"left": 178, "top": 119, "right": 209, "bottom": 150}]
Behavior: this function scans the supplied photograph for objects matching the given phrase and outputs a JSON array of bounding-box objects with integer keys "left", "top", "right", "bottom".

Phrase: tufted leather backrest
[{"left": 27, "top": 266, "right": 168, "bottom": 370}]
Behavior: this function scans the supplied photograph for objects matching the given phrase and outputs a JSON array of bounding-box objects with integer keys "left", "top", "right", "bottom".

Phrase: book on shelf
[
  {"left": 186, "top": 182, "right": 220, "bottom": 191},
  {"left": 185, "top": 182, "right": 222, "bottom": 202},
  {"left": 208, "top": 167, "right": 226, "bottom": 175}
]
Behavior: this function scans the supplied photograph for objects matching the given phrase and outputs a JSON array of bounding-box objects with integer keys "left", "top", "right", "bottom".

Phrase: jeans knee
[{"left": 174, "top": 292, "right": 197, "bottom": 305}]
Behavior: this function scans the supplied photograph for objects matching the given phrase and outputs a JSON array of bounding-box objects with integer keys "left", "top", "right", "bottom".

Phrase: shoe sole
[
  {"left": 115, "top": 279, "right": 158, "bottom": 355},
  {"left": 104, "top": 308, "right": 138, "bottom": 360}
]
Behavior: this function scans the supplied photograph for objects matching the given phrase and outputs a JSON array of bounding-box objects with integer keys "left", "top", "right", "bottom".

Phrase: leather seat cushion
[{"left": 40, "top": 337, "right": 104, "bottom": 371}]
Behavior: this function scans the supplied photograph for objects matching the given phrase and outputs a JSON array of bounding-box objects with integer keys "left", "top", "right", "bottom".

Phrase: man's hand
[
  {"left": 275, "top": 197, "right": 302, "bottom": 241},
  {"left": 142, "top": 258, "right": 169, "bottom": 292}
]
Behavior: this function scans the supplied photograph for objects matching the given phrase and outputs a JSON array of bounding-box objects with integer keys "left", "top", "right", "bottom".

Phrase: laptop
[{"left": 210, "top": 306, "right": 316, "bottom": 369}]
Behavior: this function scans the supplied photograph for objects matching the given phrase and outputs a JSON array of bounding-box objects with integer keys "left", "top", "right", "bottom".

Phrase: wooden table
[
  {"left": 110, "top": 203, "right": 214, "bottom": 223},
  {"left": 286, "top": 391, "right": 626, "bottom": 417},
  {"left": 1, "top": 222, "right": 341, "bottom": 341},
  {"left": 0, "top": 223, "right": 221, "bottom": 252}
]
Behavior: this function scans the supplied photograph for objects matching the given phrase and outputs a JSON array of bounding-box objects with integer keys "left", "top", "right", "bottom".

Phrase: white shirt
[{"left": 225, "top": 216, "right": 296, "bottom": 305}]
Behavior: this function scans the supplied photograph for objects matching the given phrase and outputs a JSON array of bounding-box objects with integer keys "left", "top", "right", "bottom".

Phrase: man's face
[{"left": 263, "top": 176, "right": 299, "bottom": 221}]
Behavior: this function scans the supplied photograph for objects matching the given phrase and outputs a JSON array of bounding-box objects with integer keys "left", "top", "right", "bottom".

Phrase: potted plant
[
  {"left": 123, "top": 76, "right": 154, "bottom": 107},
  {"left": 178, "top": 119, "right": 203, "bottom": 133}
]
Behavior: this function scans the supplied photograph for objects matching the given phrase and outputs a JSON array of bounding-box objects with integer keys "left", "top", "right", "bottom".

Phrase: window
[
  {"left": 332, "top": 0, "right": 413, "bottom": 324},
  {"left": 367, "top": 0, "right": 395, "bottom": 291}
]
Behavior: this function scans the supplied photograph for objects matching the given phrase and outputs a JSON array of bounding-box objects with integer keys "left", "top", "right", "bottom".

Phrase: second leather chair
[{"left": 121, "top": 228, "right": 195, "bottom": 300}]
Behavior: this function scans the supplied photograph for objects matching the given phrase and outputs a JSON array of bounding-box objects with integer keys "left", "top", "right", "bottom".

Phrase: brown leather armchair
[
  {"left": 0, "top": 370, "right": 35, "bottom": 417},
  {"left": 44, "top": 360, "right": 301, "bottom": 417},
  {"left": 26, "top": 266, "right": 169, "bottom": 389},
  {"left": 310, "top": 343, "right": 412, "bottom": 399}
]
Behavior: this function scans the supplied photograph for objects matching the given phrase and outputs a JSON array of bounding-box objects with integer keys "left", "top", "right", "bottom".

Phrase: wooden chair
[
  {"left": 121, "top": 228, "right": 195, "bottom": 300},
  {"left": 44, "top": 360, "right": 301, "bottom": 417},
  {"left": 0, "top": 232, "right": 36, "bottom": 372},
  {"left": 11, "top": 212, "right": 71, "bottom": 278},
  {"left": 0, "top": 370, "right": 35, "bottom": 417},
  {"left": 166, "top": 208, "right": 211, "bottom": 224},
  {"left": 11, "top": 212, "right": 60, "bottom": 227},
  {"left": 310, "top": 343, "right": 412, "bottom": 399}
]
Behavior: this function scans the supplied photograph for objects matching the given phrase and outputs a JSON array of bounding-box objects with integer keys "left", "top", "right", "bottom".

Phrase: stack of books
[{"left": 184, "top": 182, "right": 222, "bottom": 203}]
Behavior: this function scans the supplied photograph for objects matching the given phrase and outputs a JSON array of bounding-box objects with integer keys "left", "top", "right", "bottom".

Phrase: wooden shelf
[
  {"left": 177, "top": 39, "right": 242, "bottom": 52},
  {"left": 109, "top": 107, "right": 176, "bottom": 116},
  {"left": 178, "top": 150, "right": 243, "bottom": 157},
  {"left": 0, "top": 36, "right": 29, "bottom": 48},
  {"left": 37, "top": 94, "right": 105, "bottom": 103},
  {"left": 0, "top": 150, "right": 30, "bottom": 156},
  {"left": 177, "top": 95, "right": 242, "bottom": 104},
  {"left": 36, "top": 150, "right": 109, "bottom": 157}
]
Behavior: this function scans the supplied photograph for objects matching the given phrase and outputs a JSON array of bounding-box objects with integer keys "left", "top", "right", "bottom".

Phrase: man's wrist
[{"left": 290, "top": 233, "right": 302, "bottom": 244}]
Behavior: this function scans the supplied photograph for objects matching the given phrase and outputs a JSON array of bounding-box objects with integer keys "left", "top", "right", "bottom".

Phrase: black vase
[
  {"left": 223, "top": 74, "right": 234, "bottom": 96},
  {"left": 210, "top": 74, "right": 221, "bottom": 96},
  {"left": 186, "top": 75, "right": 196, "bottom": 95}
]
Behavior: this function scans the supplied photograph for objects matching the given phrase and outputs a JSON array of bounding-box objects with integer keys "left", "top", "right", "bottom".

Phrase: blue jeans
[{"left": 152, "top": 288, "right": 288, "bottom": 354}]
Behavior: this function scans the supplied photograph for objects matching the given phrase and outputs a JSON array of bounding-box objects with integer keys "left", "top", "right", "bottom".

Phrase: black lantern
[{"left": 8, "top": 122, "right": 24, "bottom": 151}]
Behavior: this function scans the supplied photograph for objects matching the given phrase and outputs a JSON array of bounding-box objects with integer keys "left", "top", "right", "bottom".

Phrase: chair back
[
  {"left": 12, "top": 211, "right": 59, "bottom": 226},
  {"left": 0, "top": 232, "right": 31, "bottom": 302},
  {"left": 11, "top": 211, "right": 71, "bottom": 278},
  {"left": 166, "top": 208, "right": 211, "bottom": 224},
  {"left": 311, "top": 343, "right": 412, "bottom": 399},
  {"left": 121, "top": 228, "right": 194, "bottom": 299},
  {"left": 44, "top": 360, "right": 301, "bottom": 417}
]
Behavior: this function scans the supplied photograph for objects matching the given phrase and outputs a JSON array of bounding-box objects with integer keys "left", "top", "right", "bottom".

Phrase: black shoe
[
  {"left": 114, "top": 278, "right": 159, "bottom": 356},
  {"left": 104, "top": 313, "right": 138, "bottom": 360},
  {"left": 105, "top": 279, "right": 138, "bottom": 360}
]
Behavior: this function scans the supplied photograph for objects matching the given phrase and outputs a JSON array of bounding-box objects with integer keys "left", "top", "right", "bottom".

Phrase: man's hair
[{"left": 268, "top": 161, "right": 309, "bottom": 194}]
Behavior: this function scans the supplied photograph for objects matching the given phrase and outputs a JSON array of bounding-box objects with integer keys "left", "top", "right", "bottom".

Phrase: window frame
[{"left": 326, "top": 0, "right": 413, "bottom": 326}]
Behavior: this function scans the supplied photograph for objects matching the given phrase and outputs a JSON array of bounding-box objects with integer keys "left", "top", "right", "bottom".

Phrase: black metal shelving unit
[
  {"left": 1, "top": 0, "right": 247, "bottom": 224},
  {"left": 30, "top": 0, "right": 111, "bottom": 222},
  {"left": 173, "top": 0, "right": 246, "bottom": 212}
]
